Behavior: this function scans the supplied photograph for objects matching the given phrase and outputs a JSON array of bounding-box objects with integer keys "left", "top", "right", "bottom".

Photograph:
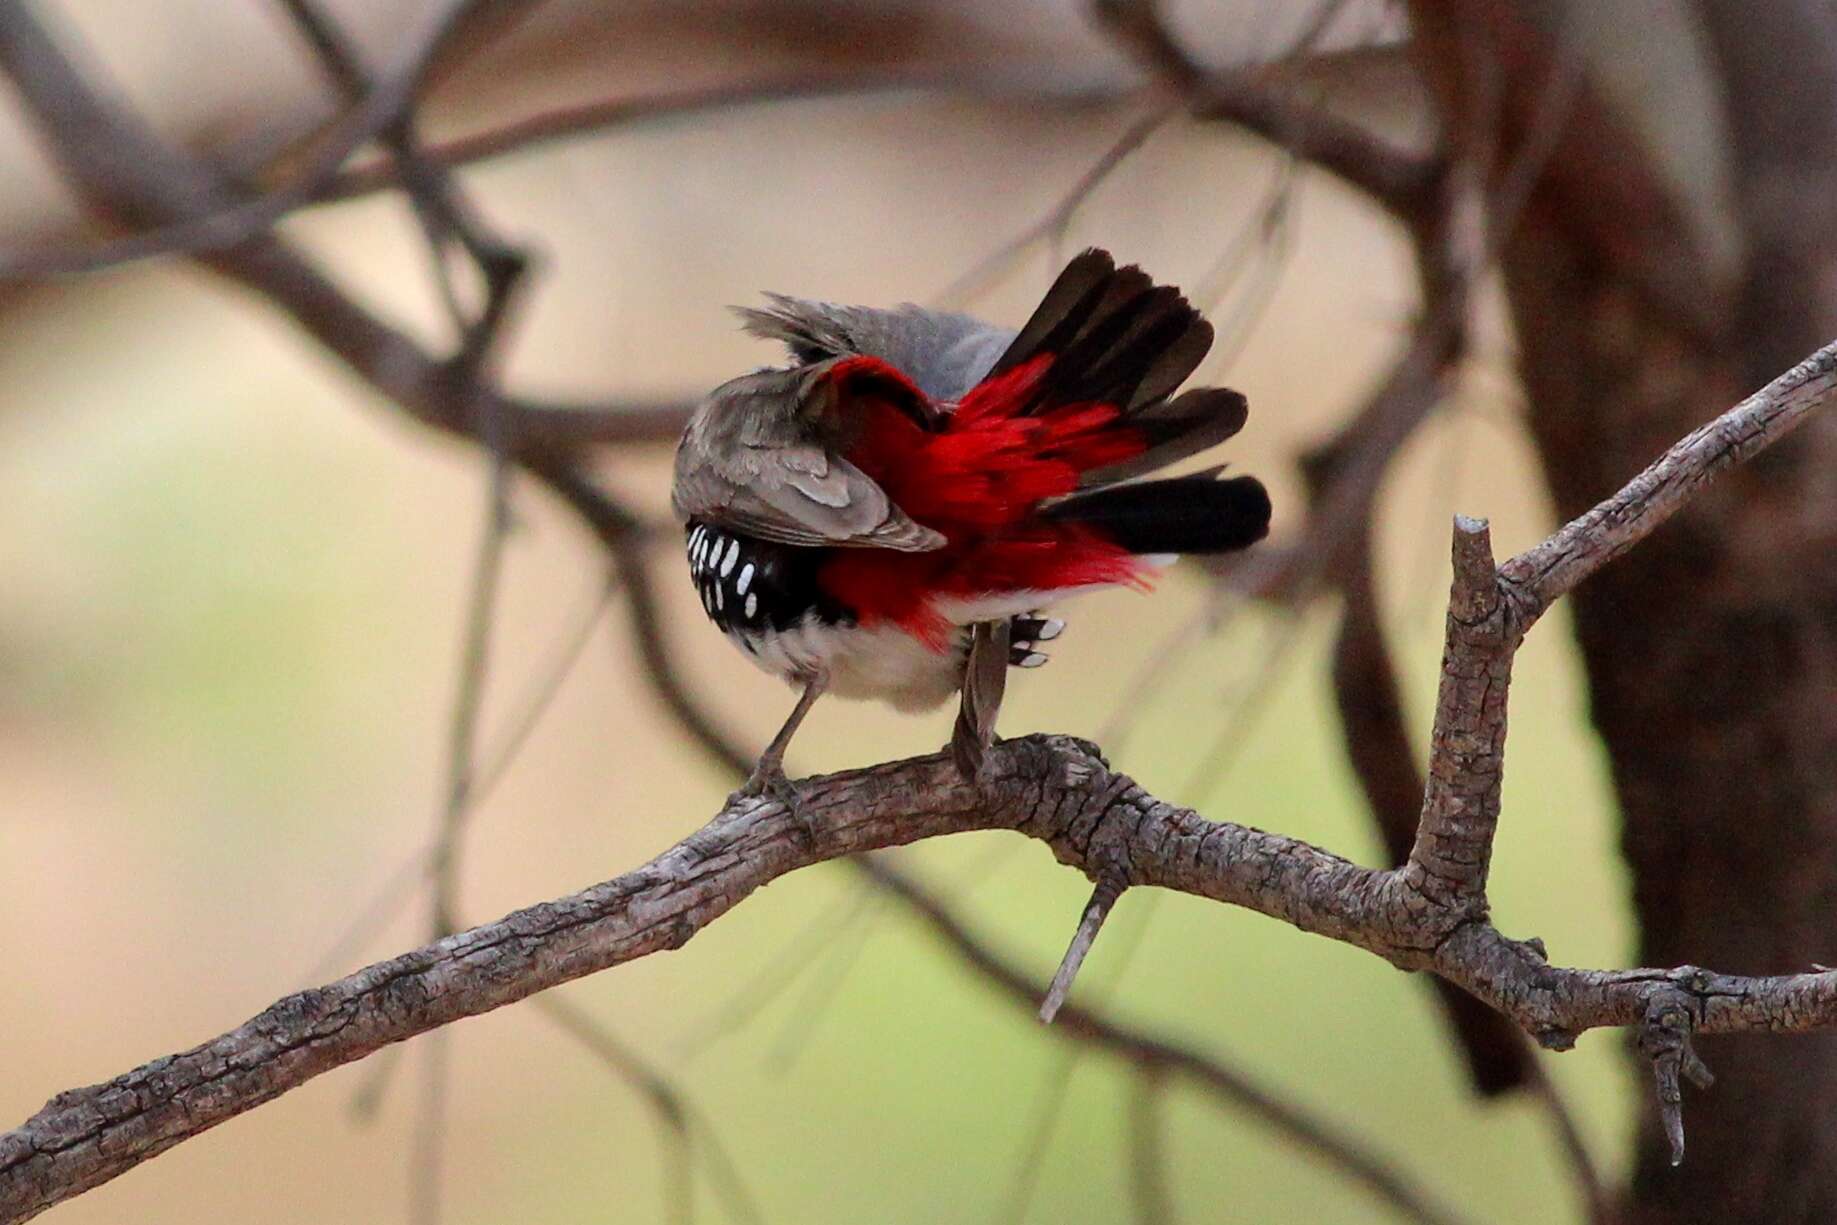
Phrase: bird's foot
[
  {"left": 1008, "top": 614, "right": 1064, "bottom": 669},
  {"left": 729, "top": 762, "right": 818, "bottom": 848}
]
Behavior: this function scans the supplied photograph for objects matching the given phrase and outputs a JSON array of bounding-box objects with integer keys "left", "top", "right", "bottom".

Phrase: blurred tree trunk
[{"left": 1412, "top": 3, "right": 1837, "bottom": 1219}]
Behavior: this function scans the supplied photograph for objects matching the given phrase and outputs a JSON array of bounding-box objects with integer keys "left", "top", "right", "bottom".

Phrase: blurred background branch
[{"left": 3, "top": 2, "right": 1835, "bottom": 1224}]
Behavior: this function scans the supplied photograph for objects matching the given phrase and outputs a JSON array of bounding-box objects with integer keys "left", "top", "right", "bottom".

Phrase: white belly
[
  {"left": 727, "top": 587, "right": 1090, "bottom": 713},
  {"left": 732, "top": 618, "right": 967, "bottom": 711}
]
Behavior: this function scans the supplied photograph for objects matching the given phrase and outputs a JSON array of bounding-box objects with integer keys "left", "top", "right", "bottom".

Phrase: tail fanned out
[
  {"left": 981, "top": 248, "right": 1271, "bottom": 555},
  {"left": 1042, "top": 471, "right": 1271, "bottom": 555},
  {"left": 818, "top": 249, "right": 1269, "bottom": 643},
  {"left": 984, "top": 248, "right": 1258, "bottom": 490}
]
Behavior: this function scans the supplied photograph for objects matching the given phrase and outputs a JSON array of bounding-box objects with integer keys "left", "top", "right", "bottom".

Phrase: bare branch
[
  {"left": 859, "top": 858, "right": 1472, "bottom": 1225},
  {"left": 1403, "top": 514, "right": 1509, "bottom": 911},
  {"left": 321, "top": 68, "right": 1128, "bottom": 204},
  {"left": 931, "top": 103, "right": 1175, "bottom": 308},
  {"left": 1089, "top": 0, "right": 1436, "bottom": 217},
  {"left": 0, "top": 720, "right": 1821, "bottom": 1225},
  {"left": 1303, "top": 433, "right": 1537, "bottom": 1100},
  {"left": 1407, "top": 342, "right": 1837, "bottom": 905},
  {"left": 1500, "top": 345, "right": 1837, "bottom": 613},
  {"left": 14, "top": 330, "right": 1830, "bottom": 1220},
  {"left": 556, "top": 447, "right": 1467, "bottom": 1219},
  {"left": 0, "top": 0, "right": 475, "bottom": 278},
  {"left": 0, "top": 4, "right": 692, "bottom": 450},
  {"left": 1126, "top": 1071, "right": 1176, "bottom": 1225},
  {"left": 535, "top": 994, "right": 768, "bottom": 1225}
]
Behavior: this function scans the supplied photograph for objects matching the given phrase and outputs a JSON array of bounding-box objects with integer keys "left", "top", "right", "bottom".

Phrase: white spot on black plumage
[
  {"left": 683, "top": 519, "right": 858, "bottom": 652},
  {"left": 1018, "top": 652, "right": 1048, "bottom": 668},
  {"left": 1037, "top": 619, "right": 1064, "bottom": 641}
]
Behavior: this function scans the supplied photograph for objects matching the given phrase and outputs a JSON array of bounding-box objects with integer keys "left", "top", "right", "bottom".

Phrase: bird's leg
[
  {"left": 733, "top": 676, "right": 826, "bottom": 840},
  {"left": 950, "top": 620, "right": 1011, "bottom": 785}
]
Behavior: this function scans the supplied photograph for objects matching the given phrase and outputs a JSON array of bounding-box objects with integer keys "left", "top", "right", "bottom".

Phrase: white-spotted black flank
[
  {"left": 684, "top": 522, "right": 1065, "bottom": 671},
  {"left": 685, "top": 520, "right": 856, "bottom": 644}
]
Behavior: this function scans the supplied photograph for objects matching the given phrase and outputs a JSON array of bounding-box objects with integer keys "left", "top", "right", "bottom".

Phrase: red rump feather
[{"left": 817, "top": 355, "right": 1154, "bottom": 646}]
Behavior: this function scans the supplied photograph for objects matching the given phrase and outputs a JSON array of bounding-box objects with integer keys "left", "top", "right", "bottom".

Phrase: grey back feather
[{"left": 735, "top": 296, "right": 1015, "bottom": 401}]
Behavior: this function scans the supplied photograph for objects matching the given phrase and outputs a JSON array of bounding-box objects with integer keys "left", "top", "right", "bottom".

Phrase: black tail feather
[
  {"left": 987, "top": 248, "right": 1249, "bottom": 494},
  {"left": 993, "top": 252, "right": 1214, "bottom": 416},
  {"left": 988, "top": 249, "right": 1123, "bottom": 380},
  {"left": 1078, "top": 388, "right": 1248, "bottom": 488},
  {"left": 1043, "top": 472, "right": 1270, "bottom": 555}
]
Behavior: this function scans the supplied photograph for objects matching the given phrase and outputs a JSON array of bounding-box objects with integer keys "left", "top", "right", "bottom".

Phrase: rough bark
[
  {"left": 1411, "top": 3, "right": 1837, "bottom": 1219},
  {"left": 6, "top": 334, "right": 1837, "bottom": 1221}
]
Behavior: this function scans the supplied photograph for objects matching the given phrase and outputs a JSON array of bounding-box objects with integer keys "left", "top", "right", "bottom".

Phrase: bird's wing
[{"left": 672, "top": 360, "right": 947, "bottom": 552}]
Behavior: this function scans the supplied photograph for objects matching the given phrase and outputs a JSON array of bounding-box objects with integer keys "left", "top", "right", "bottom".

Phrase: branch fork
[{"left": 5, "top": 0, "right": 1837, "bottom": 1210}]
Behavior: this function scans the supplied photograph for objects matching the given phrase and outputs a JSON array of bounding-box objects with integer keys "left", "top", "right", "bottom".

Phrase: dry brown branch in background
[
  {"left": 4, "top": 333, "right": 1836, "bottom": 1221},
  {"left": 7, "top": 2, "right": 1837, "bottom": 1224}
]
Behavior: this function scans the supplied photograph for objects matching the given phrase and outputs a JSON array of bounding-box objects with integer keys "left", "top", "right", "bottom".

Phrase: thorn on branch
[
  {"left": 1040, "top": 868, "right": 1129, "bottom": 1023},
  {"left": 1638, "top": 994, "right": 1716, "bottom": 1166}
]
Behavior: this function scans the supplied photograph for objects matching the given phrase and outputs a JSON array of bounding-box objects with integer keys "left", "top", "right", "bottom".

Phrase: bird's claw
[
  {"left": 729, "top": 764, "right": 819, "bottom": 848},
  {"left": 1008, "top": 613, "right": 1063, "bottom": 669}
]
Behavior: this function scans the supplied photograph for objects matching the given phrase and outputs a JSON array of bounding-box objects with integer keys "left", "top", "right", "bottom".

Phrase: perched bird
[{"left": 672, "top": 249, "right": 1270, "bottom": 802}]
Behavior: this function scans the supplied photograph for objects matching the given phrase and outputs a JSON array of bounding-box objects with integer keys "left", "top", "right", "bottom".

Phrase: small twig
[
  {"left": 931, "top": 102, "right": 1175, "bottom": 308},
  {"left": 409, "top": 1032, "right": 449, "bottom": 1225},
  {"left": 1502, "top": 342, "right": 1837, "bottom": 612},
  {"left": 0, "top": 2, "right": 689, "bottom": 455},
  {"left": 763, "top": 892, "right": 883, "bottom": 1073},
  {"left": 1523, "top": 1064, "right": 1610, "bottom": 1225},
  {"left": 429, "top": 463, "right": 513, "bottom": 937},
  {"left": 988, "top": 890, "right": 1161, "bottom": 1223},
  {"left": 317, "top": 68, "right": 1137, "bottom": 203},
  {"left": 536, "top": 993, "right": 769, "bottom": 1225},
  {"left": 0, "top": 0, "right": 477, "bottom": 278},
  {"left": 1126, "top": 1070, "right": 1176, "bottom": 1225},
  {"left": 1638, "top": 993, "right": 1716, "bottom": 1167},
  {"left": 1090, "top": 0, "right": 1436, "bottom": 219},
  {"left": 1039, "top": 870, "right": 1130, "bottom": 1023},
  {"left": 675, "top": 881, "right": 877, "bottom": 1061},
  {"left": 993, "top": 1048, "right": 1081, "bottom": 1225},
  {"left": 275, "top": 0, "right": 520, "bottom": 339},
  {"left": 862, "top": 854, "right": 1472, "bottom": 1225},
  {"left": 305, "top": 574, "right": 615, "bottom": 984}
]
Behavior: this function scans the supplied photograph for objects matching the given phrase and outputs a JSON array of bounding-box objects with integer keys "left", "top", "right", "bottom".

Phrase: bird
[{"left": 671, "top": 248, "right": 1270, "bottom": 807}]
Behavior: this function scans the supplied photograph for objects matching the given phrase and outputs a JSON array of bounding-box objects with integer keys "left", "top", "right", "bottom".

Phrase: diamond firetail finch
[{"left": 671, "top": 249, "right": 1271, "bottom": 800}]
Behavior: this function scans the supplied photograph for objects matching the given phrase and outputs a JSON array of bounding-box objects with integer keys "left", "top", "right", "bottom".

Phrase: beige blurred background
[{"left": 0, "top": 2, "right": 1632, "bottom": 1221}]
